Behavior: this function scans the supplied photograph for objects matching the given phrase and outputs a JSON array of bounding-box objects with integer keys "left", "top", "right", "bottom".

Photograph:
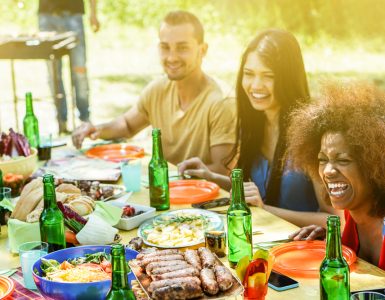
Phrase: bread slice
[{"left": 11, "top": 178, "right": 43, "bottom": 221}]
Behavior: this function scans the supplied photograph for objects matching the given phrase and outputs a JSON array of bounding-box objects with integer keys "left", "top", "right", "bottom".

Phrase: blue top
[{"left": 251, "top": 156, "right": 319, "bottom": 211}]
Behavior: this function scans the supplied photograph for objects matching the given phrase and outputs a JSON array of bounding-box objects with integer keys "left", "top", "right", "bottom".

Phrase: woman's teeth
[
  {"left": 327, "top": 182, "right": 348, "bottom": 196},
  {"left": 251, "top": 92, "right": 269, "bottom": 99}
]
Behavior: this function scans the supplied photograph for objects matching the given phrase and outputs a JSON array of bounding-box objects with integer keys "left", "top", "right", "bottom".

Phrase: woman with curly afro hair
[{"left": 288, "top": 81, "right": 385, "bottom": 269}]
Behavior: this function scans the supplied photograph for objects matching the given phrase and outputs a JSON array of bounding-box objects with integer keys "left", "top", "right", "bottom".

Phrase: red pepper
[{"left": 243, "top": 258, "right": 268, "bottom": 299}]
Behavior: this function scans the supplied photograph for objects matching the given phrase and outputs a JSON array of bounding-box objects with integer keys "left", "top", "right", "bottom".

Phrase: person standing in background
[{"left": 38, "top": 0, "right": 99, "bottom": 133}]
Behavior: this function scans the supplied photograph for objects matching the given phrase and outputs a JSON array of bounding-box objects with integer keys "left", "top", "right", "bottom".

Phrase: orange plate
[
  {"left": 270, "top": 240, "right": 356, "bottom": 278},
  {"left": 85, "top": 144, "right": 144, "bottom": 162},
  {"left": 169, "top": 180, "right": 220, "bottom": 204},
  {"left": 0, "top": 276, "right": 15, "bottom": 299}
]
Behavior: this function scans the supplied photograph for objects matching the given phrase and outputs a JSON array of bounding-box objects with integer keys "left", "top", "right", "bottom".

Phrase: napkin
[
  {"left": 93, "top": 201, "right": 122, "bottom": 226},
  {"left": 76, "top": 214, "right": 118, "bottom": 245},
  {"left": 0, "top": 197, "right": 14, "bottom": 211},
  {"left": 7, "top": 219, "right": 40, "bottom": 253}
]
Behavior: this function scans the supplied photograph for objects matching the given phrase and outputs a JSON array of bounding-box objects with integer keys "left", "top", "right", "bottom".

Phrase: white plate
[
  {"left": 108, "top": 200, "right": 156, "bottom": 231},
  {"left": 137, "top": 208, "right": 224, "bottom": 248}
]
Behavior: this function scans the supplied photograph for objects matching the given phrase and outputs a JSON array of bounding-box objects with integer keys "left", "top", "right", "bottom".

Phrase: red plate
[
  {"left": 0, "top": 276, "right": 15, "bottom": 299},
  {"left": 170, "top": 180, "right": 220, "bottom": 204},
  {"left": 270, "top": 240, "right": 356, "bottom": 278},
  {"left": 85, "top": 144, "right": 144, "bottom": 162}
]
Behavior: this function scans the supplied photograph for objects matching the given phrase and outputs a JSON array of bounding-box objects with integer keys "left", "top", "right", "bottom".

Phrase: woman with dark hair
[
  {"left": 179, "top": 29, "right": 337, "bottom": 226},
  {"left": 288, "top": 81, "right": 385, "bottom": 269}
]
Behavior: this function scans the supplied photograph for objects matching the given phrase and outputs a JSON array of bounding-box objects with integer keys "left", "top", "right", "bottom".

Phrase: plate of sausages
[{"left": 129, "top": 248, "right": 244, "bottom": 300}]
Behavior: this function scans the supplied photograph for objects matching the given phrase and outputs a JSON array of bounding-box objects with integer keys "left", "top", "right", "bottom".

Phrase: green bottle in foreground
[
  {"left": 106, "top": 244, "right": 136, "bottom": 300},
  {"left": 148, "top": 128, "right": 169, "bottom": 211},
  {"left": 23, "top": 92, "right": 40, "bottom": 149},
  {"left": 227, "top": 169, "right": 252, "bottom": 268},
  {"left": 320, "top": 215, "right": 350, "bottom": 300},
  {"left": 39, "top": 174, "right": 66, "bottom": 253}
]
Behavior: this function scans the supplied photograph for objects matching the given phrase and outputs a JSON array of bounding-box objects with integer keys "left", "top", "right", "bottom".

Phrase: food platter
[
  {"left": 270, "top": 240, "right": 357, "bottom": 278},
  {"left": 138, "top": 209, "right": 224, "bottom": 249},
  {"left": 129, "top": 249, "right": 244, "bottom": 300},
  {"left": 85, "top": 143, "right": 144, "bottom": 162},
  {"left": 169, "top": 180, "right": 220, "bottom": 204}
]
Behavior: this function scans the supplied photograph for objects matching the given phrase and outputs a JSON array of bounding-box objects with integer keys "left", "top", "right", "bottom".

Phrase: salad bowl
[{"left": 32, "top": 245, "right": 138, "bottom": 300}]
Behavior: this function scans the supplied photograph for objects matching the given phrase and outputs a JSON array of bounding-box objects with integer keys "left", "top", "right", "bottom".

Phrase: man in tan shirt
[{"left": 72, "top": 10, "right": 236, "bottom": 174}]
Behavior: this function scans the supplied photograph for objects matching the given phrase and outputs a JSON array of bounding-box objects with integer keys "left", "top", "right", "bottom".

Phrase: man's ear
[{"left": 200, "top": 42, "right": 208, "bottom": 57}]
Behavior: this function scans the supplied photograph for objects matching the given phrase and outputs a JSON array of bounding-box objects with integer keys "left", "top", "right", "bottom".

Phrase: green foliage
[{"left": 0, "top": 0, "right": 384, "bottom": 49}]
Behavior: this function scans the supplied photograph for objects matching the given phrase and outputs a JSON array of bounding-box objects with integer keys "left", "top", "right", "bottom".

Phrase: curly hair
[
  {"left": 227, "top": 29, "right": 310, "bottom": 206},
  {"left": 287, "top": 81, "right": 385, "bottom": 217}
]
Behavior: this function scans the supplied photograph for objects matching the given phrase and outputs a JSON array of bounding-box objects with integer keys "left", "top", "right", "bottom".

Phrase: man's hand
[
  {"left": 243, "top": 182, "right": 264, "bottom": 207},
  {"left": 289, "top": 225, "right": 326, "bottom": 241},
  {"left": 72, "top": 122, "right": 99, "bottom": 149},
  {"left": 177, "top": 157, "right": 212, "bottom": 181}
]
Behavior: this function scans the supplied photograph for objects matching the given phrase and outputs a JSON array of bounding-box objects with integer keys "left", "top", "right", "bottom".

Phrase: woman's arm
[
  {"left": 263, "top": 177, "right": 344, "bottom": 227},
  {"left": 242, "top": 175, "right": 343, "bottom": 227}
]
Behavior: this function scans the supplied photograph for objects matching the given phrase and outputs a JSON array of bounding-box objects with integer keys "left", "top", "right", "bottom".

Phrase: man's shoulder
[{"left": 205, "top": 76, "right": 235, "bottom": 103}]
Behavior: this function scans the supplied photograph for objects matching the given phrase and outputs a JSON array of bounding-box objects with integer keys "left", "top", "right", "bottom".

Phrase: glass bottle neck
[
  {"left": 110, "top": 252, "right": 129, "bottom": 289},
  {"left": 43, "top": 181, "right": 57, "bottom": 208},
  {"left": 152, "top": 134, "right": 164, "bottom": 160},
  {"left": 25, "top": 94, "right": 34, "bottom": 115},
  {"left": 231, "top": 177, "right": 245, "bottom": 205},
  {"left": 325, "top": 220, "right": 343, "bottom": 259},
  {"left": 0, "top": 170, "right": 3, "bottom": 188}
]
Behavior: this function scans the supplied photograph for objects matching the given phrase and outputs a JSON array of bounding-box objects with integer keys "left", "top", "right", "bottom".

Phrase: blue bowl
[{"left": 32, "top": 245, "right": 138, "bottom": 300}]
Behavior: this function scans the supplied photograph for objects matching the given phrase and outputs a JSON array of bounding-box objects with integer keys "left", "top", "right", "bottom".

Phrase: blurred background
[{"left": 1, "top": 0, "right": 384, "bottom": 134}]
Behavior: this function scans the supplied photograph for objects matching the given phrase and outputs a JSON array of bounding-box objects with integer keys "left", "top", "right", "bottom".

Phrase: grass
[{"left": 1, "top": 24, "right": 385, "bottom": 136}]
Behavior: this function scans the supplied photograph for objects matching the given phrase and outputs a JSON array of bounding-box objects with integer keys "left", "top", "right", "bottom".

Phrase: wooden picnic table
[{"left": 1, "top": 147, "right": 385, "bottom": 299}]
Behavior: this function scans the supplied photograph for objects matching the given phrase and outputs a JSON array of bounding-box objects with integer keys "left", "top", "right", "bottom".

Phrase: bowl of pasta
[{"left": 32, "top": 245, "right": 138, "bottom": 300}]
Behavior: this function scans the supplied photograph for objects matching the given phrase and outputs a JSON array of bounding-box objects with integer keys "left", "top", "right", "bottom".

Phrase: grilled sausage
[
  {"left": 148, "top": 276, "right": 201, "bottom": 293},
  {"left": 137, "top": 249, "right": 181, "bottom": 260},
  {"left": 200, "top": 268, "right": 219, "bottom": 295},
  {"left": 184, "top": 249, "right": 202, "bottom": 271},
  {"left": 152, "top": 283, "right": 204, "bottom": 300},
  {"left": 138, "top": 254, "right": 185, "bottom": 268},
  {"left": 214, "top": 265, "right": 233, "bottom": 291},
  {"left": 152, "top": 267, "right": 199, "bottom": 281},
  {"left": 150, "top": 263, "right": 193, "bottom": 276},
  {"left": 198, "top": 247, "right": 216, "bottom": 269},
  {"left": 146, "top": 260, "right": 188, "bottom": 275}
]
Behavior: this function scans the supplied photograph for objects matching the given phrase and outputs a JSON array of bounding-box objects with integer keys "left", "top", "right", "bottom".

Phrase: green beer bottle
[
  {"left": 320, "top": 215, "right": 350, "bottom": 300},
  {"left": 227, "top": 169, "right": 252, "bottom": 268},
  {"left": 23, "top": 92, "right": 40, "bottom": 149},
  {"left": 106, "top": 244, "right": 136, "bottom": 300},
  {"left": 39, "top": 174, "right": 66, "bottom": 252},
  {"left": 148, "top": 128, "right": 169, "bottom": 211}
]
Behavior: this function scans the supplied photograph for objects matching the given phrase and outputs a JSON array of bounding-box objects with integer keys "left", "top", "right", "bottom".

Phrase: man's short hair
[{"left": 162, "top": 10, "right": 204, "bottom": 43}]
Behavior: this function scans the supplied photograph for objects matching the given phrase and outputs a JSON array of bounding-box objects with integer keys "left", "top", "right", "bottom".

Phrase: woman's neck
[
  {"left": 261, "top": 112, "right": 280, "bottom": 163},
  {"left": 350, "top": 205, "right": 382, "bottom": 228},
  {"left": 264, "top": 107, "right": 280, "bottom": 126}
]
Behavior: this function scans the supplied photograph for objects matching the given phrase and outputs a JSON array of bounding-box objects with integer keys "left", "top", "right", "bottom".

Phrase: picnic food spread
[
  {"left": 10, "top": 178, "right": 96, "bottom": 222},
  {"left": 39, "top": 252, "right": 112, "bottom": 283},
  {"left": 138, "top": 210, "right": 223, "bottom": 248},
  {"left": 130, "top": 248, "right": 242, "bottom": 299}
]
